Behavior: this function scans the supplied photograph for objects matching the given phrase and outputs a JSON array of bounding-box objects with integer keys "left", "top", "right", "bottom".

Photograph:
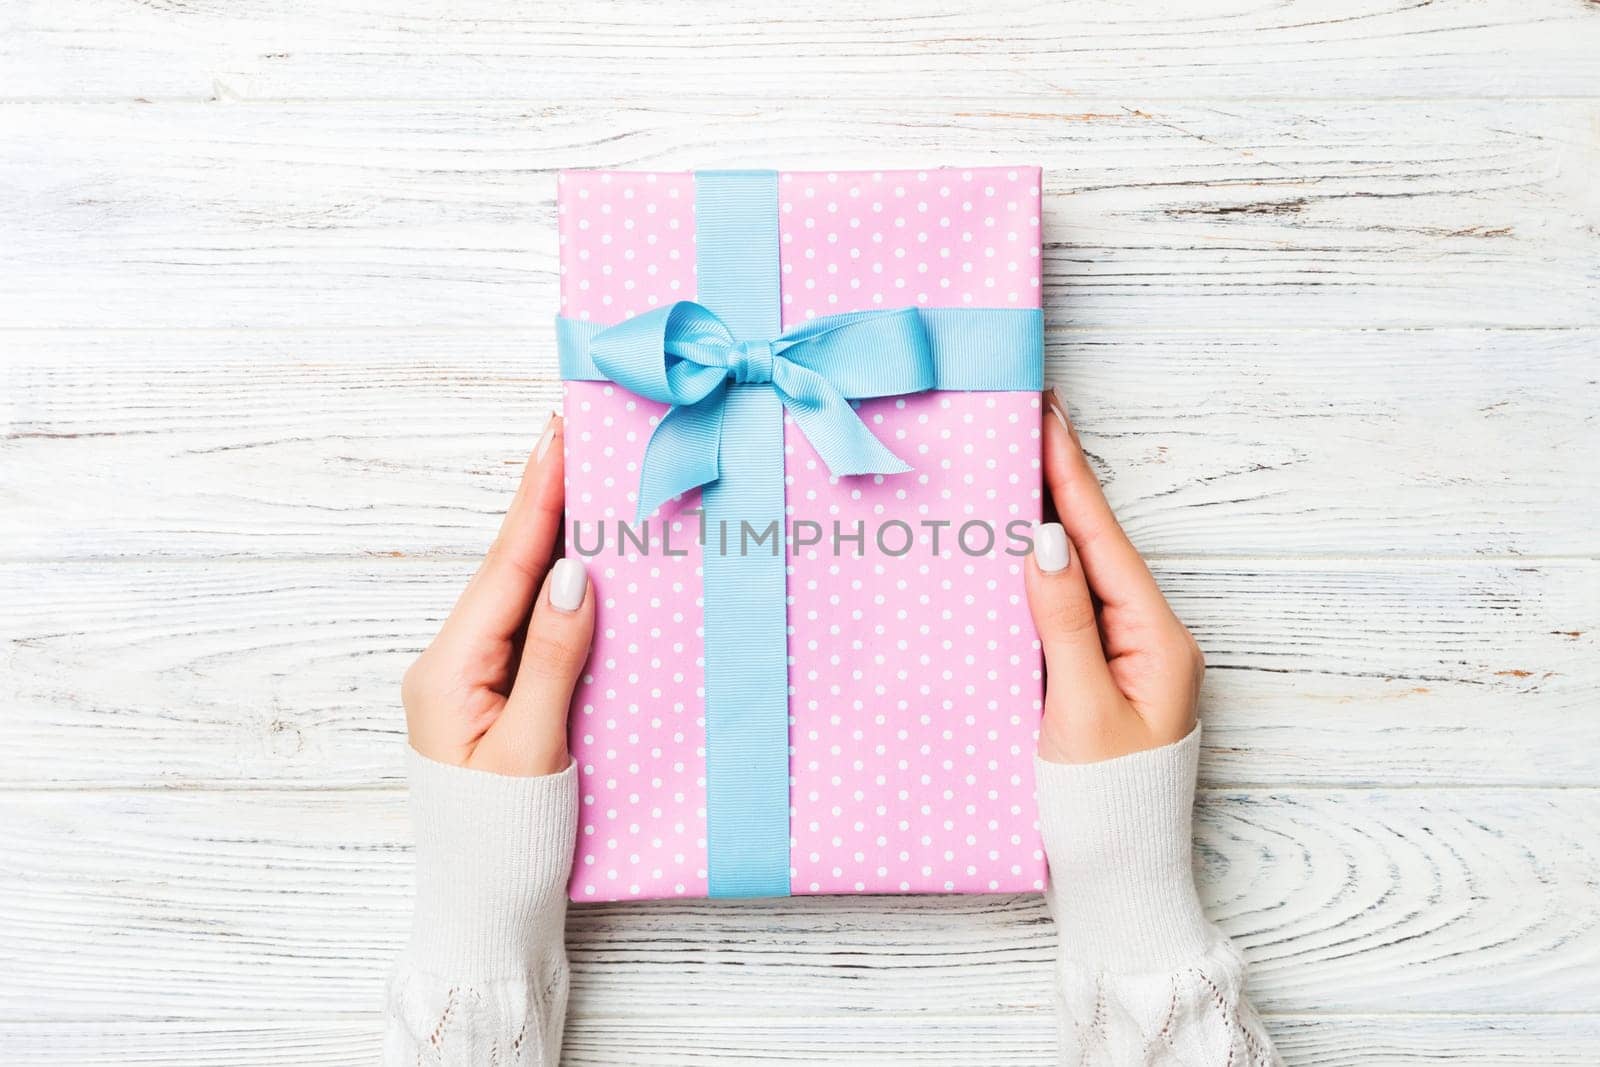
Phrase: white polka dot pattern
[
  {"left": 559, "top": 167, "right": 1044, "bottom": 901},
  {"left": 776, "top": 168, "right": 1043, "bottom": 318}
]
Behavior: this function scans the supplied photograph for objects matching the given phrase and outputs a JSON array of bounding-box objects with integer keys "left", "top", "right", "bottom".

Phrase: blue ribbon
[
  {"left": 555, "top": 170, "right": 1043, "bottom": 898},
  {"left": 692, "top": 170, "right": 790, "bottom": 899},
  {"left": 557, "top": 305, "right": 1044, "bottom": 523}
]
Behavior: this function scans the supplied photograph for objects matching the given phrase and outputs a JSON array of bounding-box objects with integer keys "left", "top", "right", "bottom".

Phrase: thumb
[
  {"left": 471, "top": 558, "right": 595, "bottom": 777},
  {"left": 1025, "top": 522, "right": 1122, "bottom": 712}
]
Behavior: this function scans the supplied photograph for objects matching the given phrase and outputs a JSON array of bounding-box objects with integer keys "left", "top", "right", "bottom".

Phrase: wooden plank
[
  {"left": 5, "top": 1014, "right": 1599, "bottom": 1065},
  {"left": 1267, "top": 1015, "right": 1600, "bottom": 1066},
  {"left": 571, "top": 1014, "right": 1600, "bottom": 1067},
  {"left": 0, "top": 1022, "right": 377, "bottom": 1067},
  {"left": 4, "top": 100, "right": 1599, "bottom": 330},
  {"left": 5, "top": 1, "right": 1600, "bottom": 102},
  {"left": 4, "top": 327, "right": 1595, "bottom": 560},
  {"left": 1, "top": 786, "right": 1595, "bottom": 1020},
  {"left": 1, "top": 560, "right": 1593, "bottom": 789}
]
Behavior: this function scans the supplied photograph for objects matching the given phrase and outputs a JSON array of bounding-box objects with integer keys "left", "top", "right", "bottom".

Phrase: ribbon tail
[
  {"left": 774, "top": 362, "right": 914, "bottom": 479},
  {"left": 634, "top": 388, "right": 727, "bottom": 524}
]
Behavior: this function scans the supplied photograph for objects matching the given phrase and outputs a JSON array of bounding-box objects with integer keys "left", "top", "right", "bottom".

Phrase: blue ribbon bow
[{"left": 586, "top": 301, "right": 937, "bottom": 523}]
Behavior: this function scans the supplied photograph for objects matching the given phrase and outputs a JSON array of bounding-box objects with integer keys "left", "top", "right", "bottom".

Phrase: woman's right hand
[{"left": 1026, "top": 390, "right": 1205, "bottom": 764}]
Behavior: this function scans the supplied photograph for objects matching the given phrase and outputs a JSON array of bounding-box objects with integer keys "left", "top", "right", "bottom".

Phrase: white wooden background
[{"left": 3, "top": 2, "right": 1598, "bottom": 1063}]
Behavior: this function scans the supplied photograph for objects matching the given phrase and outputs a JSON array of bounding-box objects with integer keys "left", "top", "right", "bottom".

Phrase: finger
[
  {"left": 1025, "top": 521, "right": 1122, "bottom": 705},
  {"left": 1041, "top": 389, "right": 1170, "bottom": 615},
  {"left": 439, "top": 410, "right": 566, "bottom": 648},
  {"left": 473, "top": 558, "right": 594, "bottom": 776}
]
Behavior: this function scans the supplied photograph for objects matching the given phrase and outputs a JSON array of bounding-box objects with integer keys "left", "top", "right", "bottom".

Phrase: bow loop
[{"left": 585, "top": 301, "right": 937, "bottom": 522}]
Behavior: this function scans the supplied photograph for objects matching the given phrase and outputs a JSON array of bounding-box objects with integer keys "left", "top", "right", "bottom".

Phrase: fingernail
[
  {"left": 550, "top": 557, "right": 587, "bottom": 613},
  {"left": 535, "top": 410, "right": 561, "bottom": 463},
  {"left": 1045, "top": 388, "right": 1071, "bottom": 437},
  {"left": 1033, "top": 521, "right": 1069, "bottom": 574}
]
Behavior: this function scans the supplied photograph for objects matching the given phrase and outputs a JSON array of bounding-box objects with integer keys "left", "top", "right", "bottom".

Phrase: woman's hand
[
  {"left": 402, "top": 412, "right": 593, "bottom": 777},
  {"left": 1027, "top": 390, "right": 1204, "bottom": 764}
]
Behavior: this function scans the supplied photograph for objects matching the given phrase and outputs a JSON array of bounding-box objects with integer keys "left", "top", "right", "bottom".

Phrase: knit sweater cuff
[
  {"left": 405, "top": 747, "right": 578, "bottom": 980},
  {"left": 1035, "top": 725, "right": 1213, "bottom": 973}
]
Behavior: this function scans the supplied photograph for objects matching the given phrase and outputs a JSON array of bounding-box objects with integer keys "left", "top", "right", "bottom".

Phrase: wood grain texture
[
  {"left": 6, "top": 0, "right": 1598, "bottom": 1058},
  {"left": 4, "top": 100, "right": 1599, "bottom": 331},
  {"left": 6, "top": 1014, "right": 1600, "bottom": 1066},
  {"left": 2, "top": 786, "right": 1596, "bottom": 1022},
  {"left": 2, "top": 559, "right": 1593, "bottom": 789},
  {"left": 5, "top": 0, "right": 1600, "bottom": 102},
  {"left": 5, "top": 327, "right": 1596, "bottom": 560},
  {"left": 580, "top": 1014, "right": 1600, "bottom": 1067}
]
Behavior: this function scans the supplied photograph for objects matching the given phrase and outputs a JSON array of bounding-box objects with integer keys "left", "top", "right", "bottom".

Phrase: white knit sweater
[{"left": 385, "top": 726, "right": 1280, "bottom": 1065}]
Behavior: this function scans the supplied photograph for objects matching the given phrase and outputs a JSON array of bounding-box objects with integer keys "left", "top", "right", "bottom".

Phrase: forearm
[
  {"left": 385, "top": 749, "right": 578, "bottom": 1066},
  {"left": 1037, "top": 726, "right": 1280, "bottom": 1066}
]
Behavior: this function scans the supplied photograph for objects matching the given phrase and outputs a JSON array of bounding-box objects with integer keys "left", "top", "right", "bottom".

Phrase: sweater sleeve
[
  {"left": 384, "top": 748, "right": 578, "bottom": 1066},
  {"left": 1035, "top": 726, "right": 1281, "bottom": 1066}
]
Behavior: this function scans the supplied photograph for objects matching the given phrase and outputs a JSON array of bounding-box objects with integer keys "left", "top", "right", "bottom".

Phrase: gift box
[{"left": 557, "top": 167, "right": 1046, "bottom": 901}]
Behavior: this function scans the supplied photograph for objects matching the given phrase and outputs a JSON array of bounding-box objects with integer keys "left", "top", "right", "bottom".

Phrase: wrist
[
  {"left": 469, "top": 741, "right": 572, "bottom": 779},
  {"left": 405, "top": 746, "right": 578, "bottom": 980},
  {"left": 1035, "top": 724, "right": 1213, "bottom": 972}
]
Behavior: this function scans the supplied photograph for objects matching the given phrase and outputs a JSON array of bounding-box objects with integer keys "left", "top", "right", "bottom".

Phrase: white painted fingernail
[
  {"left": 1045, "top": 389, "right": 1071, "bottom": 436},
  {"left": 535, "top": 411, "right": 560, "bottom": 463},
  {"left": 1033, "top": 521, "right": 1069, "bottom": 574},
  {"left": 549, "top": 557, "right": 586, "bottom": 613}
]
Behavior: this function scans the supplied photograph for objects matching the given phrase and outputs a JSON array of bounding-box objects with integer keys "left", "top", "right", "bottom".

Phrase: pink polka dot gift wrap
[{"left": 557, "top": 167, "right": 1046, "bottom": 902}]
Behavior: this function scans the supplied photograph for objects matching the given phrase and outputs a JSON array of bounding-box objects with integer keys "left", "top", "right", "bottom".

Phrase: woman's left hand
[{"left": 401, "top": 412, "right": 593, "bottom": 777}]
